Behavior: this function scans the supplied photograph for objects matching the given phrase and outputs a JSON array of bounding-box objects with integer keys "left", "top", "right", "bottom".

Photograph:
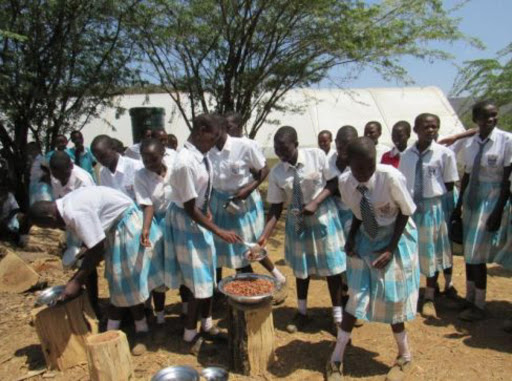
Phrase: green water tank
[{"left": 129, "top": 107, "right": 165, "bottom": 143}]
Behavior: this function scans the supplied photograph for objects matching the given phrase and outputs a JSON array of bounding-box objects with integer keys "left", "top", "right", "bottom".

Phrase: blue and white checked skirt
[
  {"left": 104, "top": 205, "right": 165, "bottom": 307},
  {"left": 462, "top": 181, "right": 509, "bottom": 264},
  {"left": 345, "top": 221, "right": 420, "bottom": 324},
  {"left": 284, "top": 197, "right": 346, "bottom": 279},
  {"left": 165, "top": 203, "right": 216, "bottom": 298},
  {"left": 29, "top": 181, "right": 54, "bottom": 205},
  {"left": 494, "top": 209, "right": 512, "bottom": 270},
  {"left": 158, "top": 210, "right": 182, "bottom": 290},
  {"left": 413, "top": 196, "right": 452, "bottom": 277},
  {"left": 210, "top": 189, "right": 264, "bottom": 269},
  {"left": 333, "top": 196, "right": 353, "bottom": 237},
  {"left": 442, "top": 188, "right": 458, "bottom": 225}
]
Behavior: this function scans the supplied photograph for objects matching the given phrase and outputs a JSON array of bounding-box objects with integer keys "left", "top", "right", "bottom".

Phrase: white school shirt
[
  {"left": 267, "top": 148, "right": 329, "bottom": 206},
  {"left": 326, "top": 152, "right": 351, "bottom": 210},
  {"left": 339, "top": 164, "right": 416, "bottom": 227},
  {"left": 170, "top": 141, "right": 212, "bottom": 208},
  {"left": 51, "top": 164, "right": 95, "bottom": 199},
  {"left": 241, "top": 136, "right": 264, "bottom": 155},
  {"left": 124, "top": 143, "right": 142, "bottom": 160},
  {"left": 99, "top": 155, "right": 143, "bottom": 200},
  {"left": 134, "top": 163, "right": 173, "bottom": 215},
  {"left": 459, "top": 128, "right": 512, "bottom": 182},
  {"left": 208, "top": 135, "right": 266, "bottom": 193},
  {"left": 399, "top": 142, "right": 459, "bottom": 199},
  {"left": 56, "top": 186, "right": 133, "bottom": 249},
  {"left": 1, "top": 193, "right": 19, "bottom": 221}
]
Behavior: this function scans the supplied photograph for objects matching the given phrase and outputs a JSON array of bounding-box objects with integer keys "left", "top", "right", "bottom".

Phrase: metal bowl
[
  {"left": 201, "top": 366, "right": 229, "bottom": 381},
  {"left": 34, "top": 285, "right": 65, "bottom": 307},
  {"left": 151, "top": 366, "right": 199, "bottom": 381},
  {"left": 217, "top": 273, "right": 280, "bottom": 304},
  {"left": 62, "top": 246, "right": 82, "bottom": 269},
  {"left": 244, "top": 247, "right": 268, "bottom": 262}
]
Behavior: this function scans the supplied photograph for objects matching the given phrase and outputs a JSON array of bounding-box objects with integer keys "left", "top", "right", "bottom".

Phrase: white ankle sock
[
  {"left": 297, "top": 299, "right": 307, "bottom": 315},
  {"left": 182, "top": 302, "right": 188, "bottom": 315},
  {"left": 332, "top": 306, "right": 342, "bottom": 324},
  {"left": 106, "top": 319, "right": 121, "bottom": 331},
  {"left": 183, "top": 328, "right": 197, "bottom": 342},
  {"left": 444, "top": 273, "right": 453, "bottom": 290},
  {"left": 330, "top": 329, "right": 351, "bottom": 363},
  {"left": 134, "top": 318, "right": 149, "bottom": 333},
  {"left": 393, "top": 331, "right": 412, "bottom": 362},
  {"left": 424, "top": 287, "right": 435, "bottom": 301},
  {"left": 156, "top": 310, "right": 165, "bottom": 325},
  {"left": 474, "top": 288, "right": 486, "bottom": 310},
  {"left": 201, "top": 316, "right": 213, "bottom": 331},
  {"left": 271, "top": 268, "right": 286, "bottom": 283},
  {"left": 466, "top": 281, "right": 476, "bottom": 303}
]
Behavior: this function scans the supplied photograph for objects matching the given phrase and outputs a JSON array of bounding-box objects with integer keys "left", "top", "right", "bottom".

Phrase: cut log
[
  {"left": 0, "top": 250, "right": 39, "bottom": 293},
  {"left": 33, "top": 291, "right": 98, "bottom": 370},
  {"left": 86, "top": 331, "right": 132, "bottom": 381},
  {"left": 227, "top": 298, "right": 275, "bottom": 376}
]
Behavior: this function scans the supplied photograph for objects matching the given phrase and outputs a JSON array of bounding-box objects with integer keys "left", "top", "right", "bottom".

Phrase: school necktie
[
  {"left": 413, "top": 150, "right": 426, "bottom": 211},
  {"left": 74, "top": 148, "right": 81, "bottom": 166},
  {"left": 357, "top": 185, "right": 378, "bottom": 238},
  {"left": 202, "top": 157, "right": 212, "bottom": 215},
  {"left": 466, "top": 138, "right": 489, "bottom": 210},
  {"left": 291, "top": 165, "right": 305, "bottom": 235}
]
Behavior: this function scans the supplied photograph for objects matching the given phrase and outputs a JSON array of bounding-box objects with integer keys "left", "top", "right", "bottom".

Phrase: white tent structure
[{"left": 81, "top": 86, "right": 465, "bottom": 157}]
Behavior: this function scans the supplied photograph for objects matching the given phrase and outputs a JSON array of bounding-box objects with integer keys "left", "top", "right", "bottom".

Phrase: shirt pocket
[
  {"left": 229, "top": 160, "right": 245, "bottom": 175},
  {"left": 485, "top": 153, "right": 500, "bottom": 168},
  {"left": 374, "top": 201, "right": 394, "bottom": 219}
]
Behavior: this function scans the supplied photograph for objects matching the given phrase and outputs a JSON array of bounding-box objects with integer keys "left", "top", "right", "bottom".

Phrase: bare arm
[
  {"left": 303, "top": 177, "right": 338, "bottom": 215},
  {"left": 140, "top": 204, "right": 154, "bottom": 247},
  {"left": 438, "top": 128, "right": 478, "bottom": 146},
  {"left": 235, "top": 164, "right": 270, "bottom": 200},
  {"left": 257, "top": 203, "right": 283, "bottom": 246}
]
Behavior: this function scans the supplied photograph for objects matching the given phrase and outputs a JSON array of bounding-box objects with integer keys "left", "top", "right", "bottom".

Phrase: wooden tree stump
[
  {"left": 227, "top": 298, "right": 275, "bottom": 376},
  {"left": 86, "top": 330, "right": 133, "bottom": 381},
  {"left": 33, "top": 291, "right": 98, "bottom": 370}
]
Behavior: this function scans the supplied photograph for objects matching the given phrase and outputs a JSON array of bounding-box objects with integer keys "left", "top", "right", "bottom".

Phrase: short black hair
[
  {"left": 29, "top": 201, "right": 57, "bottom": 226},
  {"left": 91, "top": 135, "right": 114, "bottom": 151},
  {"left": 192, "top": 113, "right": 223, "bottom": 133},
  {"left": 140, "top": 137, "right": 164, "bottom": 154},
  {"left": 336, "top": 125, "right": 358, "bottom": 142},
  {"left": 224, "top": 112, "right": 242, "bottom": 126},
  {"left": 111, "top": 138, "right": 125, "bottom": 154},
  {"left": 168, "top": 133, "right": 177, "bottom": 141},
  {"left": 70, "top": 130, "right": 82, "bottom": 137},
  {"left": 392, "top": 121, "right": 411, "bottom": 134},
  {"left": 274, "top": 126, "right": 298, "bottom": 143},
  {"left": 414, "top": 113, "right": 440, "bottom": 127},
  {"left": 49, "top": 151, "right": 72, "bottom": 171},
  {"left": 365, "top": 121, "right": 382, "bottom": 133},
  {"left": 318, "top": 130, "right": 333, "bottom": 139},
  {"left": 348, "top": 137, "right": 376, "bottom": 160},
  {"left": 472, "top": 100, "right": 497, "bottom": 120}
]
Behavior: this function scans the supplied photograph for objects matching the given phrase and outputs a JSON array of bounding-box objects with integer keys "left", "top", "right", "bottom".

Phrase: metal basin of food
[
  {"left": 201, "top": 366, "right": 229, "bottom": 381},
  {"left": 151, "top": 366, "right": 199, "bottom": 381},
  {"left": 218, "top": 273, "right": 281, "bottom": 304},
  {"left": 34, "top": 285, "right": 66, "bottom": 307}
]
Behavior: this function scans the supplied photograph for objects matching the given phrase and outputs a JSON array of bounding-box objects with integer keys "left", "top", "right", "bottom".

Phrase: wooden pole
[
  {"left": 33, "top": 291, "right": 98, "bottom": 370},
  {"left": 227, "top": 298, "right": 275, "bottom": 376},
  {"left": 86, "top": 331, "right": 133, "bottom": 381}
]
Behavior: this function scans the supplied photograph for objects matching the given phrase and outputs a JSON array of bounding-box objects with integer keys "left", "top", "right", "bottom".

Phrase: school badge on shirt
[
  {"left": 486, "top": 154, "right": 498, "bottom": 167},
  {"left": 378, "top": 203, "right": 392, "bottom": 217}
]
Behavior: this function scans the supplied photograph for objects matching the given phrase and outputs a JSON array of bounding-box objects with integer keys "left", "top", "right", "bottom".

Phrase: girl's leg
[
  {"left": 184, "top": 297, "right": 200, "bottom": 342},
  {"left": 216, "top": 267, "right": 223, "bottom": 283},
  {"left": 473, "top": 263, "right": 487, "bottom": 310},
  {"left": 465, "top": 263, "right": 476, "bottom": 304},
  {"left": 286, "top": 277, "right": 310, "bottom": 333},
  {"left": 85, "top": 268, "right": 100, "bottom": 317},
  {"left": 330, "top": 311, "right": 357, "bottom": 364},
  {"left": 326, "top": 274, "right": 343, "bottom": 326},
  {"left": 424, "top": 272, "right": 439, "bottom": 301},
  {"left": 236, "top": 265, "right": 254, "bottom": 274},
  {"left": 130, "top": 303, "right": 149, "bottom": 356},
  {"left": 443, "top": 266, "right": 454, "bottom": 291},
  {"left": 179, "top": 285, "right": 191, "bottom": 317},
  {"left": 152, "top": 291, "right": 166, "bottom": 324},
  {"left": 390, "top": 322, "right": 412, "bottom": 361},
  {"left": 259, "top": 256, "right": 286, "bottom": 283},
  {"left": 106, "top": 304, "right": 122, "bottom": 331}
]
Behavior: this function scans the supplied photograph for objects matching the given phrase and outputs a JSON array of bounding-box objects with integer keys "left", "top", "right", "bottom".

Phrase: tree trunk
[
  {"left": 33, "top": 291, "right": 98, "bottom": 370},
  {"left": 86, "top": 330, "right": 133, "bottom": 381},
  {"left": 227, "top": 299, "right": 275, "bottom": 376}
]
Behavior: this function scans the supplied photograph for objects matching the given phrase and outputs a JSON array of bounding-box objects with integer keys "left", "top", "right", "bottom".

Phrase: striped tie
[
  {"left": 202, "top": 157, "right": 212, "bottom": 215},
  {"left": 466, "top": 139, "right": 489, "bottom": 210},
  {"left": 291, "top": 166, "right": 305, "bottom": 234},
  {"left": 414, "top": 150, "right": 426, "bottom": 211},
  {"left": 357, "top": 185, "right": 378, "bottom": 238}
]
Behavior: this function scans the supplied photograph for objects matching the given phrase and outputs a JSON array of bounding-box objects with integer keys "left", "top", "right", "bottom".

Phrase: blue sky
[{"left": 322, "top": 0, "right": 511, "bottom": 96}]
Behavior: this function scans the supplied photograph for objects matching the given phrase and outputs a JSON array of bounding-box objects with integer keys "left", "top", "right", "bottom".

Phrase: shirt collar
[
  {"left": 113, "top": 155, "right": 126, "bottom": 174},
  {"left": 184, "top": 141, "right": 206, "bottom": 163},
  {"left": 283, "top": 149, "right": 305, "bottom": 171},
  {"left": 475, "top": 128, "right": 497, "bottom": 144},
  {"left": 222, "top": 135, "right": 233, "bottom": 152},
  {"left": 411, "top": 141, "right": 434, "bottom": 155},
  {"left": 390, "top": 146, "right": 400, "bottom": 157}
]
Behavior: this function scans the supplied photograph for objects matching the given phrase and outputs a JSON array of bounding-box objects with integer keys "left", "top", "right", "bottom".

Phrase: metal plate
[
  {"left": 34, "top": 285, "right": 65, "bottom": 307},
  {"left": 243, "top": 247, "right": 268, "bottom": 262},
  {"left": 151, "top": 366, "right": 199, "bottom": 381},
  {"left": 218, "top": 273, "right": 281, "bottom": 304},
  {"left": 201, "top": 366, "right": 229, "bottom": 381}
]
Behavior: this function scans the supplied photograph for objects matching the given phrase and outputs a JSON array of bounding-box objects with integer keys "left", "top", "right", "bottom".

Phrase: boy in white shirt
[
  {"left": 258, "top": 126, "right": 346, "bottom": 334},
  {"left": 318, "top": 130, "right": 336, "bottom": 162},
  {"left": 364, "top": 121, "right": 389, "bottom": 162},
  {"left": 399, "top": 113, "right": 459, "bottom": 318},
  {"left": 134, "top": 138, "right": 177, "bottom": 328},
  {"left": 209, "top": 117, "right": 286, "bottom": 292},
  {"left": 381, "top": 121, "right": 411, "bottom": 168},
  {"left": 166, "top": 114, "right": 241, "bottom": 354},
  {"left": 29, "top": 186, "right": 165, "bottom": 356},
  {"left": 125, "top": 127, "right": 153, "bottom": 160},
  {"left": 92, "top": 135, "right": 143, "bottom": 201},
  {"left": 452, "top": 100, "right": 512, "bottom": 322},
  {"left": 326, "top": 137, "right": 419, "bottom": 381}
]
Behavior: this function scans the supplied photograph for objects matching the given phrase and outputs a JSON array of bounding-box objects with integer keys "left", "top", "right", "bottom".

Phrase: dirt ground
[{"left": 0, "top": 223, "right": 511, "bottom": 381}]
